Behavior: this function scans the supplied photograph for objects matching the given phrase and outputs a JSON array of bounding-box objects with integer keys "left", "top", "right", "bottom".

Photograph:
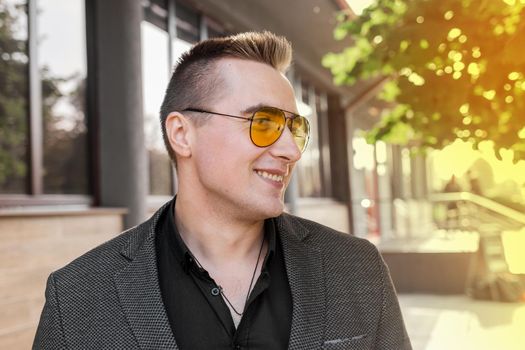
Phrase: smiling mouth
[{"left": 255, "top": 170, "right": 284, "bottom": 183}]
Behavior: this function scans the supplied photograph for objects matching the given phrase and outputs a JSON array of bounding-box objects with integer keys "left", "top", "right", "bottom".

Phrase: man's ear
[{"left": 165, "top": 112, "right": 192, "bottom": 159}]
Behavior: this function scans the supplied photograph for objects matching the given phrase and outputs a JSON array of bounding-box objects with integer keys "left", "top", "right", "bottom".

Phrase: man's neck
[{"left": 174, "top": 193, "right": 265, "bottom": 267}]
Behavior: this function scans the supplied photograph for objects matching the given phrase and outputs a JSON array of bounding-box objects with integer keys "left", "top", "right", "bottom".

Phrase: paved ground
[{"left": 399, "top": 294, "right": 525, "bottom": 350}]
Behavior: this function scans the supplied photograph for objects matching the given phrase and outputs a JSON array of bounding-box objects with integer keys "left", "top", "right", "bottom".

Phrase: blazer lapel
[
  {"left": 277, "top": 215, "right": 326, "bottom": 350},
  {"left": 113, "top": 207, "right": 324, "bottom": 350},
  {"left": 114, "top": 204, "right": 178, "bottom": 349}
]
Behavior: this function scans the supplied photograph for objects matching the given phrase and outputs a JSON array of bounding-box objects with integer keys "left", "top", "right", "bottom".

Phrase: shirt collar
[{"left": 163, "top": 197, "right": 277, "bottom": 274}]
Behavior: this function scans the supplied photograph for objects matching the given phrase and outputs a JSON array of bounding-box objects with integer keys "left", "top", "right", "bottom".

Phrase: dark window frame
[
  {"left": 292, "top": 72, "right": 333, "bottom": 198},
  {"left": 141, "top": 0, "right": 176, "bottom": 202},
  {"left": 143, "top": 0, "right": 225, "bottom": 204}
]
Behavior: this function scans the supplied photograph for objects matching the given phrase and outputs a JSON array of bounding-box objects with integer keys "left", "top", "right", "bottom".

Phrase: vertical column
[
  {"left": 92, "top": 0, "right": 147, "bottom": 227},
  {"left": 28, "top": 0, "right": 43, "bottom": 195},
  {"left": 375, "top": 141, "right": 394, "bottom": 239},
  {"left": 328, "top": 95, "right": 353, "bottom": 234},
  {"left": 168, "top": 0, "right": 179, "bottom": 195},
  {"left": 284, "top": 68, "right": 299, "bottom": 214},
  {"left": 314, "top": 88, "right": 332, "bottom": 198},
  {"left": 390, "top": 145, "right": 404, "bottom": 199}
]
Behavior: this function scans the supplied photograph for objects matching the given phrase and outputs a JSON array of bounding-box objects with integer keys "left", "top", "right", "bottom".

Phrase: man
[{"left": 34, "top": 32, "right": 411, "bottom": 349}]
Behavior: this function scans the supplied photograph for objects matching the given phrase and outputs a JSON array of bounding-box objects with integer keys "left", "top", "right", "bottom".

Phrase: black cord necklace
[{"left": 191, "top": 236, "right": 265, "bottom": 317}]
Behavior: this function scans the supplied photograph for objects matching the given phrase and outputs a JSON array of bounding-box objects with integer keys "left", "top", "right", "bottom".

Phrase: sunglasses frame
[{"left": 182, "top": 106, "right": 310, "bottom": 152}]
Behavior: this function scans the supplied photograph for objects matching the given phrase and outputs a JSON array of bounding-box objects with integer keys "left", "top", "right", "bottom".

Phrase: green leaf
[
  {"left": 378, "top": 80, "right": 400, "bottom": 101},
  {"left": 322, "top": 0, "right": 525, "bottom": 160}
]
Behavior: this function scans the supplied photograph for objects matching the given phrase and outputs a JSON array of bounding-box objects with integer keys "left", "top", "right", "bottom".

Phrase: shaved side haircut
[{"left": 159, "top": 31, "right": 293, "bottom": 165}]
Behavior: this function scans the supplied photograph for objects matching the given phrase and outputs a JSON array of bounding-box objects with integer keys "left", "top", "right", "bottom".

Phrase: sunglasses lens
[
  {"left": 291, "top": 116, "right": 310, "bottom": 152},
  {"left": 251, "top": 107, "right": 310, "bottom": 152},
  {"left": 251, "top": 107, "right": 286, "bottom": 147}
]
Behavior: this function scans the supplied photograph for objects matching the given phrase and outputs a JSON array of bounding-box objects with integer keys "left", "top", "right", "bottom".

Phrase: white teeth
[{"left": 256, "top": 170, "right": 283, "bottom": 182}]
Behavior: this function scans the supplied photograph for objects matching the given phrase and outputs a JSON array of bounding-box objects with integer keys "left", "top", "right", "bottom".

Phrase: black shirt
[{"left": 155, "top": 199, "right": 293, "bottom": 350}]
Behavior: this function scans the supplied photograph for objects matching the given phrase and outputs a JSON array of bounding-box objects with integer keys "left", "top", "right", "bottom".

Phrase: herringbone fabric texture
[{"left": 33, "top": 203, "right": 412, "bottom": 349}]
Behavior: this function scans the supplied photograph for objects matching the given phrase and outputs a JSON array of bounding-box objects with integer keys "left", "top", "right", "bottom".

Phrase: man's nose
[{"left": 269, "top": 126, "right": 302, "bottom": 162}]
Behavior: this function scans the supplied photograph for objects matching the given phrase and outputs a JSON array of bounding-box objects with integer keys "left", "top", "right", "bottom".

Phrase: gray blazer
[{"left": 33, "top": 203, "right": 412, "bottom": 349}]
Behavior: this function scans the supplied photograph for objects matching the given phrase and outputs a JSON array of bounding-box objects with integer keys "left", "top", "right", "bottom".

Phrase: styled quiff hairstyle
[{"left": 159, "top": 31, "right": 293, "bottom": 165}]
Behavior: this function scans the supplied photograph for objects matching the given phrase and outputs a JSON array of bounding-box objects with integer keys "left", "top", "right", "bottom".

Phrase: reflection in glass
[
  {"left": 142, "top": 21, "right": 172, "bottom": 195},
  {"left": 143, "top": 0, "right": 167, "bottom": 31},
  {"left": 38, "top": 0, "right": 88, "bottom": 194},
  {"left": 0, "top": 0, "right": 29, "bottom": 194},
  {"left": 296, "top": 81, "right": 322, "bottom": 197},
  {"left": 206, "top": 17, "right": 225, "bottom": 38},
  {"left": 175, "top": 1, "right": 200, "bottom": 43},
  {"left": 350, "top": 135, "right": 380, "bottom": 238}
]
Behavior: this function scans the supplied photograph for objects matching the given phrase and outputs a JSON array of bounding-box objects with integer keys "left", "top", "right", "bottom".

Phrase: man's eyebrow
[
  {"left": 240, "top": 103, "right": 266, "bottom": 115},
  {"left": 240, "top": 103, "right": 299, "bottom": 116}
]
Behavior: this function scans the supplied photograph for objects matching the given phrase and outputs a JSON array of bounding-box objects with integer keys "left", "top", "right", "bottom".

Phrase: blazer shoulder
[
  {"left": 280, "top": 212, "right": 376, "bottom": 251},
  {"left": 279, "top": 213, "right": 383, "bottom": 278},
  {"left": 52, "top": 217, "right": 152, "bottom": 283}
]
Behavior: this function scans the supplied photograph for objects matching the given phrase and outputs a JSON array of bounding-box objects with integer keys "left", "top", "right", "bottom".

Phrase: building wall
[
  {"left": 295, "top": 198, "right": 350, "bottom": 233},
  {"left": 0, "top": 210, "right": 125, "bottom": 348}
]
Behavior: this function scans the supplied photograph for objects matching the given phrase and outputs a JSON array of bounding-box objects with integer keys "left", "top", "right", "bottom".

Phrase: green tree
[
  {"left": 42, "top": 71, "right": 88, "bottom": 194},
  {"left": 323, "top": 0, "right": 525, "bottom": 162},
  {"left": 0, "top": 0, "right": 28, "bottom": 192}
]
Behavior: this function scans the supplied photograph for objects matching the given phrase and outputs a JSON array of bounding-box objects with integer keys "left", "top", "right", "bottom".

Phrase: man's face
[{"left": 189, "top": 58, "right": 302, "bottom": 221}]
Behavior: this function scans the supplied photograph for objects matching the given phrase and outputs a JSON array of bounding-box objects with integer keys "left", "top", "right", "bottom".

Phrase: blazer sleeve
[
  {"left": 33, "top": 273, "right": 67, "bottom": 350},
  {"left": 375, "top": 251, "right": 413, "bottom": 350}
]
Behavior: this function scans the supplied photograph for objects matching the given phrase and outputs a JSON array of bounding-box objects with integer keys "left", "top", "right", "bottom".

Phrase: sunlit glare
[
  {"left": 345, "top": 0, "right": 375, "bottom": 15},
  {"left": 430, "top": 139, "right": 525, "bottom": 199},
  {"left": 502, "top": 229, "right": 525, "bottom": 274},
  {"left": 353, "top": 136, "right": 375, "bottom": 170}
]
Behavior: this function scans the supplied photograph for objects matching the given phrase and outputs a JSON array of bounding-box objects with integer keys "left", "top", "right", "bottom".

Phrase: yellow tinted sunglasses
[{"left": 183, "top": 106, "right": 310, "bottom": 153}]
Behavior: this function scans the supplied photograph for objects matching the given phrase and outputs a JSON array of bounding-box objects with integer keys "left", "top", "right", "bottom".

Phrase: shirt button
[
  {"left": 234, "top": 345, "right": 241, "bottom": 350},
  {"left": 211, "top": 287, "right": 220, "bottom": 296}
]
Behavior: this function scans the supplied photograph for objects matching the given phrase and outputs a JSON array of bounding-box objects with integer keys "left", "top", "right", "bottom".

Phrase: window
[
  {"left": 172, "top": 1, "right": 199, "bottom": 63},
  {"left": 142, "top": 0, "right": 210, "bottom": 198},
  {"left": 144, "top": 0, "right": 168, "bottom": 31},
  {"left": 0, "top": 0, "right": 89, "bottom": 203},
  {"left": 39, "top": 0, "right": 88, "bottom": 194},
  {"left": 315, "top": 89, "right": 332, "bottom": 196},
  {"left": 205, "top": 17, "right": 225, "bottom": 39},
  {"left": 175, "top": 1, "right": 200, "bottom": 43},
  {"left": 0, "top": 0, "right": 29, "bottom": 194},
  {"left": 294, "top": 78, "right": 324, "bottom": 197},
  {"left": 350, "top": 133, "right": 380, "bottom": 238},
  {"left": 141, "top": 3, "right": 173, "bottom": 195}
]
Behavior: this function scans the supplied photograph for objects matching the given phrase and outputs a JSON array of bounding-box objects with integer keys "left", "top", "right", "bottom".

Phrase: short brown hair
[{"left": 159, "top": 31, "right": 293, "bottom": 165}]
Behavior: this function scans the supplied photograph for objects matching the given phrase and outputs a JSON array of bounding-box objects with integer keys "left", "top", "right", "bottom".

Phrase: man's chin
[
  {"left": 238, "top": 196, "right": 285, "bottom": 220},
  {"left": 261, "top": 199, "right": 286, "bottom": 218}
]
